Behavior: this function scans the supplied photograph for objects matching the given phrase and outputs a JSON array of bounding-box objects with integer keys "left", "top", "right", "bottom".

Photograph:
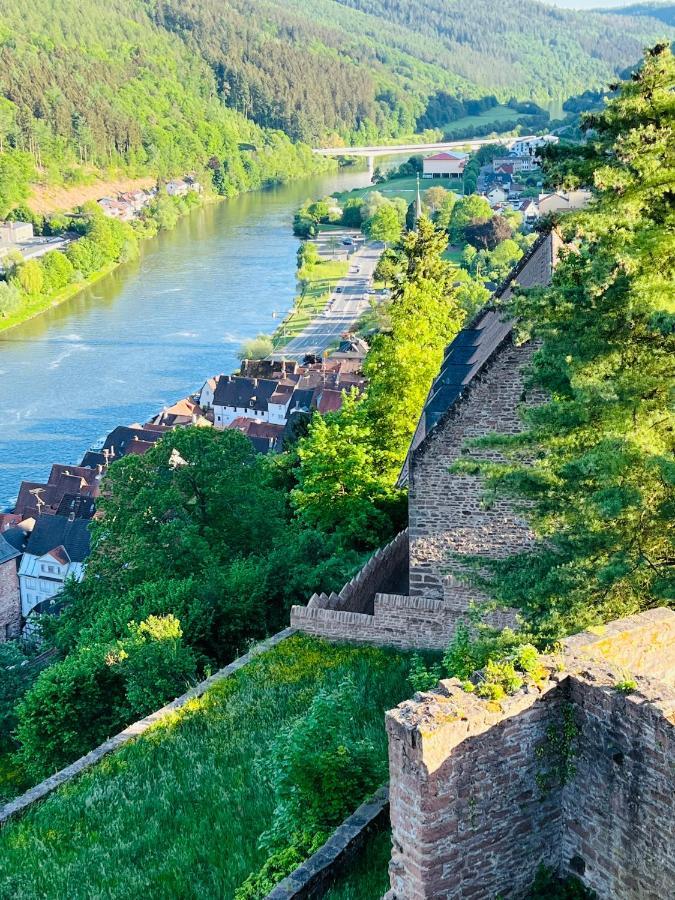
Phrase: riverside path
[{"left": 270, "top": 232, "right": 384, "bottom": 361}]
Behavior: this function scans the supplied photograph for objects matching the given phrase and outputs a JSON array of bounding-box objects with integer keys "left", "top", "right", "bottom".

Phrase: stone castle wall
[
  {"left": 385, "top": 609, "right": 675, "bottom": 900},
  {"left": 292, "top": 593, "right": 458, "bottom": 651},
  {"left": 0, "top": 560, "right": 21, "bottom": 641},
  {"left": 408, "top": 339, "right": 536, "bottom": 612}
]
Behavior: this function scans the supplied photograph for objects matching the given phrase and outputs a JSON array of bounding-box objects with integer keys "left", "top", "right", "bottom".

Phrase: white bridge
[{"left": 313, "top": 134, "right": 539, "bottom": 174}]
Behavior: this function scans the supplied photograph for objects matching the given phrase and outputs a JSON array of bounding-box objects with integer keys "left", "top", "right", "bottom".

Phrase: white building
[
  {"left": 511, "top": 135, "right": 559, "bottom": 158},
  {"left": 198, "top": 376, "right": 220, "bottom": 409},
  {"left": 486, "top": 186, "right": 508, "bottom": 207},
  {"left": 422, "top": 152, "right": 467, "bottom": 180},
  {"left": 0, "top": 221, "right": 34, "bottom": 243},
  {"left": 212, "top": 376, "right": 278, "bottom": 428},
  {"left": 18, "top": 515, "right": 90, "bottom": 629},
  {"left": 537, "top": 190, "right": 592, "bottom": 215}
]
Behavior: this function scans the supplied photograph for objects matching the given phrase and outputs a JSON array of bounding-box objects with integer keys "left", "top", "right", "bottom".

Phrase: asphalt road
[{"left": 271, "top": 235, "right": 384, "bottom": 361}]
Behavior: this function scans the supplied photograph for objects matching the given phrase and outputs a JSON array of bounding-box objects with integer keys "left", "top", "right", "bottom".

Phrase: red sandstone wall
[
  {"left": 408, "top": 340, "right": 537, "bottom": 611},
  {"left": 0, "top": 560, "right": 21, "bottom": 640},
  {"left": 386, "top": 679, "right": 565, "bottom": 899},
  {"left": 561, "top": 675, "right": 675, "bottom": 899}
]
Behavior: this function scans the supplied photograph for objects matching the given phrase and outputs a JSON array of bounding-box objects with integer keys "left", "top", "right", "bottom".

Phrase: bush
[
  {"left": 263, "top": 677, "right": 386, "bottom": 845},
  {"left": 14, "top": 615, "right": 197, "bottom": 780},
  {"left": 237, "top": 333, "right": 274, "bottom": 360}
]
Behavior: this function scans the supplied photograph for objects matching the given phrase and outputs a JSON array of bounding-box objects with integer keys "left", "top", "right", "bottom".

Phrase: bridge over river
[{"left": 313, "top": 134, "right": 539, "bottom": 173}]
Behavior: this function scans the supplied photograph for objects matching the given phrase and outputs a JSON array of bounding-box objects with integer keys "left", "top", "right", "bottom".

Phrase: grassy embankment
[
  {"left": 0, "top": 262, "right": 120, "bottom": 334},
  {"left": 273, "top": 256, "right": 349, "bottom": 348},
  {"left": 0, "top": 635, "right": 416, "bottom": 899},
  {"left": 325, "top": 828, "right": 393, "bottom": 899}
]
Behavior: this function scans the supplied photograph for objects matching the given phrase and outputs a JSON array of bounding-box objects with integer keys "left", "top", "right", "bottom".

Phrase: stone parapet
[
  {"left": 291, "top": 593, "right": 458, "bottom": 650},
  {"left": 385, "top": 609, "right": 675, "bottom": 900}
]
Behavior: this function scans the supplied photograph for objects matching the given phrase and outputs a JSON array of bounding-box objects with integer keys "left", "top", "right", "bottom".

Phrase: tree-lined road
[{"left": 271, "top": 235, "right": 384, "bottom": 361}]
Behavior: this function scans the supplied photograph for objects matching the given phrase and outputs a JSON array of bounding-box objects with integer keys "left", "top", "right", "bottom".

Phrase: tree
[
  {"left": 434, "top": 192, "right": 458, "bottom": 231},
  {"left": 14, "top": 614, "right": 197, "bottom": 780},
  {"left": 0, "top": 282, "right": 21, "bottom": 318},
  {"left": 424, "top": 186, "right": 449, "bottom": 215},
  {"left": 341, "top": 197, "right": 365, "bottom": 228},
  {"left": 13, "top": 260, "right": 44, "bottom": 296},
  {"left": 238, "top": 333, "right": 274, "bottom": 360},
  {"left": 449, "top": 195, "right": 492, "bottom": 244},
  {"left": 461, "top": 45, "right": 675, "bottom": 638},
  {"left": 364, "top": 218, "right": 466, "bottom": 475},
  {"left": 465, "top": 214, "right": 513, "bottom": 250},
  {"left": 364, "top": 203, "right": 402, "bottom": 244}
]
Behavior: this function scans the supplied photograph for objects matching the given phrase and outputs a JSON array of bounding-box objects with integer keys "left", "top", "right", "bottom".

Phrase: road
[
  {"left": 312, "top": 134, "right": 539, "bottom": 159},
  {"left": 271, "top": 234, "right": 384, "bottom": 361}
]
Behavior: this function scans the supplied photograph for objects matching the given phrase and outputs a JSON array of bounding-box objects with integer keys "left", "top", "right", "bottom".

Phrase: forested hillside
[{"left": 0, "top": 0, "right": 671, "bottom": 209}]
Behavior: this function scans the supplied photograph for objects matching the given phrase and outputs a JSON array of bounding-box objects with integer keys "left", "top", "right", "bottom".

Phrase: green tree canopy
[{"left": 462, "top": 45, "right": 675, "bottom": 638}]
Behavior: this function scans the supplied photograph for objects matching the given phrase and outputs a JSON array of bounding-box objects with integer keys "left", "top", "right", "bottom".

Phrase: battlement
[{"left": 385, "top": 608, "right": 675, "bottom": 900}]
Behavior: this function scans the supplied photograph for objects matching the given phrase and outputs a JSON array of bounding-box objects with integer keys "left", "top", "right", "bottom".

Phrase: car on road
[
  {"left": 335, "top": 286, "right": 343, "bottom": 293},
  {"left": 341, "top": 238, "right": 353, "bottom": 246}
]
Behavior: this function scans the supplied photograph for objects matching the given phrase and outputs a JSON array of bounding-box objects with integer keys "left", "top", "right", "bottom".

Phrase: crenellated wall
[{"left": 385, "top": 609, "right": 675, "bottom": 900}]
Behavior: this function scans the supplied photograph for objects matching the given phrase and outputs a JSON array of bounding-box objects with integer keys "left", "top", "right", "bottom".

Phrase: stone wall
[
  {"left": 305, "top": 530, "right": 408, "bottom": 616},
  {"left": 386, "top": 675, "right": 566, "bottom": 900},
  {"left": 266, "top": 786, "right": 390, "bottom": 899},
  {"left": 292, "top": 593, "right": 457, "bottom": 651},
  {"left": 385, "top": 609, "right": 675, "bottom": 900},
  {"left": 0, "top": 559, "right": 21, "bottom": 641},
  {"left": 408, "top": 339, "right": 537, "bottom": 612}
]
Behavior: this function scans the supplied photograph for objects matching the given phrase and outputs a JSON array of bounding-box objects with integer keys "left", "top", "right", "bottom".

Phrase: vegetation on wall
[{"left": 455, "top": 44, "right": 675, "bottom": 639}]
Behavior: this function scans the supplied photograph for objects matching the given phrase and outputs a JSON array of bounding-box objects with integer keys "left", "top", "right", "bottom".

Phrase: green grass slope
[{"left": 0, "top": 636, "right": 414, "bottom": 900}]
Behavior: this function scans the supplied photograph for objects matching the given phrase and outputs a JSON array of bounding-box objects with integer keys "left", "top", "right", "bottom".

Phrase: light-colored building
[
  {"left": 198, "top": 376, "right": 220, "bottom": 409},
  {"left": 212, "top": 376, "right": 278, "bottom": 428},
  {"left": 18, "top": 515, "right": 90, "bottom": 630},
  {"left": 486, "top": 186, "right": 508, "bottom": 207},
  {"left": 422, "top": 152, "right": 467, "bottom": 180},
  {"left": 538, "top": 189, "right": 592, "bottom": 215},
  {"left": 493, "top": 155, "right": 539, "bottom": 174},
  {"left": 511, "top": 134, "right": 559, "bottom": 157},
  {"left": 0, "top": 221, "right": 34, "bottom": 244}
]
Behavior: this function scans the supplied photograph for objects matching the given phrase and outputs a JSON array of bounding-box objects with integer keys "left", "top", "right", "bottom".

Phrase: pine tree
[{"left": 463, "top": 45, "right": 675, "bottom": 637}]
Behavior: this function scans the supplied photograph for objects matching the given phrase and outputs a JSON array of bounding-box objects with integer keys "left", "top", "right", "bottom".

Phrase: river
[{"left": 0, "top": 168, "right": 372, "bottom": 508}]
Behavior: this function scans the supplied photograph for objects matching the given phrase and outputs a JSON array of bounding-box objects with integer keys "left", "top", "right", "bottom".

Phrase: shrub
[
  {"left": 263, "top": 677, "right": 386, "bottom": 846},
  {"left": 238, "top": 333, "right": 274, "bottom": 360}
]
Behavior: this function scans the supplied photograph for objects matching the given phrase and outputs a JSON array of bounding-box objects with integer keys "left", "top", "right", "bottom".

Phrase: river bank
[{"left": 0, "top": 167, "right": 372, "bottom": 506}]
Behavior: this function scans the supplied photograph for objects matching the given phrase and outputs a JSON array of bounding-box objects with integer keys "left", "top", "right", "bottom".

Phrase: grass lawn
[
  {"left": 273, "top": 257, "right": 348, "bottom": 348},
  {"left": 441, "top": 104, "right": 524, "bottom": 138},
  {"left": 442, "top": 245, "right": 465, "bottom": 264},
  {"left": 0, "top": 636, "right": 416, "bottom": 900},
  {"left": 325, "top": 828, "right": 392, "bottom": 899},
  {"left": 334, "top": 175, "right": 423, "bottom": 204}
]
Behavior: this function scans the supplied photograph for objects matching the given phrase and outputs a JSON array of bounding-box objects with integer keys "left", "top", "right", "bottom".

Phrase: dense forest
[{"left": 0, "top": 0, "right": 671, "bottom": 210}]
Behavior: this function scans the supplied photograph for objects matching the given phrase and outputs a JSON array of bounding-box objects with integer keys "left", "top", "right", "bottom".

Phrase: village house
[
  {"left": 14, "top": 464, "right": 102, "bottom": 520},
  {"left": 198, "top": 376, "right": 220, "bottom": 409},
  {"left": 493, "top": 154, "right": 539, "bottom": 174},
  {"left": 518, "top": 197, "right": 540, "bottom": 225},
  {"left": 166, "top": 176, "right": 201, "bottom": 197},
  {"left": 212, "top": 376, "right": 279, "bottom": 428},
  {"left": 228, "top": 418, "right": 285, "bottom": 453},
  {"left": 80, "top": 424, "right": 170, "bottom": 468},
  {"left": 148, "top": 397, "right": 210, "bottom": 428},
  {"left": 486, "top": 186, "right": 508, "bottom": 207},
  {"left": 538, "top": 189, "right": 593, "bottom": 215},
  {"left": 0, "top": 221, "right": 34, "bottom": 244},
  {"left": 422, "top": 152, "right": 467, "bottom": 180},
  {"left": 18, "top": 514, "right": 90, "bottom": 631}
]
